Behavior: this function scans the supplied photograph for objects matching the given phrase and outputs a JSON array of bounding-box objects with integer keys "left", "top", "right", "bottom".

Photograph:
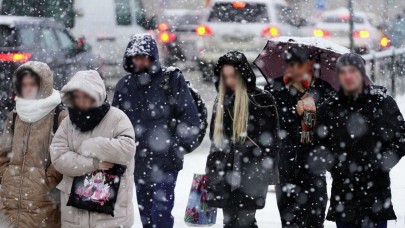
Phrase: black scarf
[{"left": 69, "top": 102, "right": 111, "bottom": 132}]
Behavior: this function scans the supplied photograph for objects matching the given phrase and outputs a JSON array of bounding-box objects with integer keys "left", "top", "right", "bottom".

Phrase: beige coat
[
  {"left": 50, "top": 70, "right": 136, "bottom": 228},
  {"left": 0, "top": 61, "right": 67, "bottom": 227}
]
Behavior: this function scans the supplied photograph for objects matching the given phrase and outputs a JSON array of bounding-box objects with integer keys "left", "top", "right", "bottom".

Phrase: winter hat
[
  {"left": 336, "top": 53, "right": 367, "bottom": 77},
  {"left": 284, "top": 45, "right": 312, "bottom": 64}
]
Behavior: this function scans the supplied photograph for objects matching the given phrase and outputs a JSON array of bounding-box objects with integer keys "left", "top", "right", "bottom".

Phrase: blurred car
[
  {"left": 0, "top": 16, "right": 103, "bottom": 132},
  {"left": 72, "top": 0, "right": 149, "bottom": 66},
  {"left": 195, "top": 0, "right": 311, "bottom": 80},
  {"left": 1, "top": 0, "right": 150, "bottom": 78},
  {"left": 156, "top": 9, "right": 206, "bottom": 66},
  {"left": 386, "top": 17, "right": 405, "bottom": 48},
  {"left": 312, "top": 8, "right": 385, "bottom": 54}
]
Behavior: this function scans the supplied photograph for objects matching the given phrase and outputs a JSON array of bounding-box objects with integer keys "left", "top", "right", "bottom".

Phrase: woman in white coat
[{"left": 50, "top": 70, "right": 136, "bottom": 228}]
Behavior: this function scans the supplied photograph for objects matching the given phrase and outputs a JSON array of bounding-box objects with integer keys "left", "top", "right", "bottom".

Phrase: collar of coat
[
  {"left": 131, "top": 65, "right": 163, "bottom": 86},
  {"left": 337, "top": 84, "right": 387, "bottom": 104}
]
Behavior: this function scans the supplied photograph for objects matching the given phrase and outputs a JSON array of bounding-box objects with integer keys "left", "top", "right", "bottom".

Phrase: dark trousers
[
  {"left": 223, "top": 207, "right": 258, "bottom": 228},
  {"left": 336, "top": 221, "right": 387, "bottom": 228},
  {"left": 275, "top": 176, "right": 327, "bottom": 228},
  {"left": 135, "top": 171, "right": 178, "bottom": 228}
]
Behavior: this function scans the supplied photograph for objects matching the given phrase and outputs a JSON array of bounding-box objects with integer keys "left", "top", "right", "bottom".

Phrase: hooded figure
[
  {"left": 315, "top": 54, "right": 405, "bottom": 227},
  {"left": 0, "top": 61, "right": 67, "bottom": 227},
  {"left": 113, "top": 34, "right": 200, "bottom": 227},
  {"left": 50, "top": 70, "right": 136, "bottom": 227},
  {"left": 205, "top": 51, "right": 280, "bottom": 227}
]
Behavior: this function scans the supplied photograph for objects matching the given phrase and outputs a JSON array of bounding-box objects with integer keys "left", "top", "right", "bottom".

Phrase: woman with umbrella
[
  {"left": 205, "top": 51, "right": 281, "bottom": 227},
  {"left": 260, "top": 40, "right": 337, "bottom": 227}
]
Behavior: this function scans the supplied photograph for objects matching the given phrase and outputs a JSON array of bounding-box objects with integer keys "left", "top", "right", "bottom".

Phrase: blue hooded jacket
[{"left": 113, "top": 34, "right": 200, "bottom": 178}]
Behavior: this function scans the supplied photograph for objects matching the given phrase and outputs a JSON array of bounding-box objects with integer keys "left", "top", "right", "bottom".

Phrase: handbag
[
  {"left": 184, "top": 174, "right": 217, "bottom": 226},
  {"left": 66, "top": 164, "right": 127, "bottom": 217}
]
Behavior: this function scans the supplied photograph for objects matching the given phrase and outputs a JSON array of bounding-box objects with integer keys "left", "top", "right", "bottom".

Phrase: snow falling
[{"left": 0, "top": 0, "right": 405, "bottom": 228}]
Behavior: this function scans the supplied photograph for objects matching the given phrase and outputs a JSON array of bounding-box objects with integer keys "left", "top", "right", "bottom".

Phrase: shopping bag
[
  {"left": 66, "top": 164, "right": 126, "bottom": 217},
  {"left": 184, "top": 174, "right": 217, "bottom": 226}
]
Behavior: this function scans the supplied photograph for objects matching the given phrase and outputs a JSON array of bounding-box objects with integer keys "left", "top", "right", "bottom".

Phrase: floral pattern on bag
[
  {"left": 67, "top": 165, "right": 126, "bottom": 217},
  {"left": 184, "top": 174, "right": 217, "bottom": 226}
]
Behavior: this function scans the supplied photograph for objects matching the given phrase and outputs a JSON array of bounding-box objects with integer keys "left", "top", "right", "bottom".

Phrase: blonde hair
[{"left": 213, "top": 71, "right": 249, "bottom": 146}]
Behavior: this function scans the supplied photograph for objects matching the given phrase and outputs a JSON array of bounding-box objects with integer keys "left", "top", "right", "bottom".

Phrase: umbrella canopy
[{"left": 253, "top": 36, "right": 373, "bottom": 90}]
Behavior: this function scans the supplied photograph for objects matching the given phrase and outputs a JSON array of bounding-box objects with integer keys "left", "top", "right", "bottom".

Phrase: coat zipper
[{"left": 15, "top": 123, "right": 33, "bottom": 227}]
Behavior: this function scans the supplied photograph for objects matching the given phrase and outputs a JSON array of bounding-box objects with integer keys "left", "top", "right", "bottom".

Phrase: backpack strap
[
  {"left": 10, "top": 105, "right": 62, "bottom": 134},
  {"left": 11, "top": 111, "right": 17, "bottom": 133},
  {"left": 53, "top": 104, "right": 64, "bottom": 134}
]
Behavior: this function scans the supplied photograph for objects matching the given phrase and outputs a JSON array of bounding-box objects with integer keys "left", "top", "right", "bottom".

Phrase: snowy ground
[{"left": 131, "top": 72, "right": 405, "bottom": 228}]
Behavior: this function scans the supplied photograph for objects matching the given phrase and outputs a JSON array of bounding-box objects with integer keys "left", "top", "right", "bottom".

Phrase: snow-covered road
[{"left": 131, "top": 73, "right": 405, "bottom": 227}]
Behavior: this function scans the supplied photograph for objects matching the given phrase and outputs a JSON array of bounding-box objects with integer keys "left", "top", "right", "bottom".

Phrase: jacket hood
[
  {"left": 61, "top": 70, "right": 106, "bottom": 107},
  {"left": 123, "top": 34, "right": 161, "bottom": 73},
  {"left": 13, "top": 61, "right": 54, "bottom": 98},
  {"left": 214, "top": 51, "right": 256, "bottom": 92}
]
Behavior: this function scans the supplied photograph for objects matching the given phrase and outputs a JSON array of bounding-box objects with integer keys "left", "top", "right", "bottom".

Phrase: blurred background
[
  {"left": 1, "top": 1, "right": 405, "bottom": 226},
  {"left": 1, "top": 0, "right": 405, "bottom": 89}
]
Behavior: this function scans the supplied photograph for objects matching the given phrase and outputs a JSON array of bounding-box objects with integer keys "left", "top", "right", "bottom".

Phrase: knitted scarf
[
  {"left": 15, "top": 89, "right": 61, "bottom": 123},
  {"left": 284, "top": 75, "right": 316, "bottom": 144},
  {"left": 68, "top": 102, "right": 111, "bottom": 132}
]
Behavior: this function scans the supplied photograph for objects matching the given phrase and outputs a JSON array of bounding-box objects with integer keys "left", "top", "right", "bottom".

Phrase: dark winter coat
[
  {"left": 315, "top": 85, "right": 405, "bottom": 223},
  {"left": 266, "top": 77, "right": 334, "bottom": 184},
  {"left": 205, "top": 51, "right": 281, "bottom": 210},
  {"left": 112, "top": 35, "right": 200, "bottom": 180}
]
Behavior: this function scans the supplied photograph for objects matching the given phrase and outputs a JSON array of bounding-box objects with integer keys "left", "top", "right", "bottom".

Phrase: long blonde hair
[{"left": 213, "top": 71, "right": 249, "bottom": 146}]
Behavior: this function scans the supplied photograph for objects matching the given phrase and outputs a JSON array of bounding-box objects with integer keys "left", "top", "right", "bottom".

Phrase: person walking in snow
[
  {"left": 314, "top": 53, "right": 405, "bottom": 228},
  {"left": 265, "top": 46, "right": 334, "bottom": 228},
  {"left": 112, "top": 34, "right": 201, "bottom": 228},
  {"left": 205, "top": 51, "right": 281, "bottom": 228},
  {"left": 0, "top": 61, "right": 67, "bottom": 227},
  {"left": 50, "top": 70, "right": 136, "bottom": 227}
]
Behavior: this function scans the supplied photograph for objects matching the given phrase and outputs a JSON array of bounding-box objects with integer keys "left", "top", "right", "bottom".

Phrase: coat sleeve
[
  {"left": 262, "top": 93, "right": 281, "bottom": 167},
  {"left": 46, "top": 110, "right": 68, "bottom": 187},
  {"left": 0, "top": 112, "right": 14, "bottom": 183},
  {"left": 79, "top": 112, "right": 136, "bottom": 166},
  {"left": 379, "top": 96, "right": 405, "bottom": 170},
  {"left": 205, "top": 100, "right": 228, "bottom": 184},
  {"left": 50, "top": 118, "right": 96, "bottom": 177},
  {"left": 112, "top": 80, "right": 123, "bottom": 109},
  {"left": 170, "top": 71, "right": 201, "bottom": 153},
  {"left": 313, "top": 102, "right": 335, "bottom": 172}
]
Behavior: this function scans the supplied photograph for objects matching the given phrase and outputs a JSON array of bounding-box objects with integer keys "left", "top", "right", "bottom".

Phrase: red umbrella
[{"left": 254, "top": 37, "right": 373, "bottom": 90}]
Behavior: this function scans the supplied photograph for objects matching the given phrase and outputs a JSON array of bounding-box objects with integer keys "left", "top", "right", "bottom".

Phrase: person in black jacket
[
  {"left": 265, "top": 46, "right": 334, "bottom": 228},
  {"left": 205, "top": 51, "right": 281, "bottom": 228},
  {"left": 314, "top": 53, "right": 405, "bottom": 228},
  {"left": 112, "top": 34, "right": 200, "bottom": 228}
]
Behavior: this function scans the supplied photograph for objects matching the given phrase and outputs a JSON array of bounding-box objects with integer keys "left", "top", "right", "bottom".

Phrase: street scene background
[{"left": 1, "top": 0, "right": 405, "bottom": 227}]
